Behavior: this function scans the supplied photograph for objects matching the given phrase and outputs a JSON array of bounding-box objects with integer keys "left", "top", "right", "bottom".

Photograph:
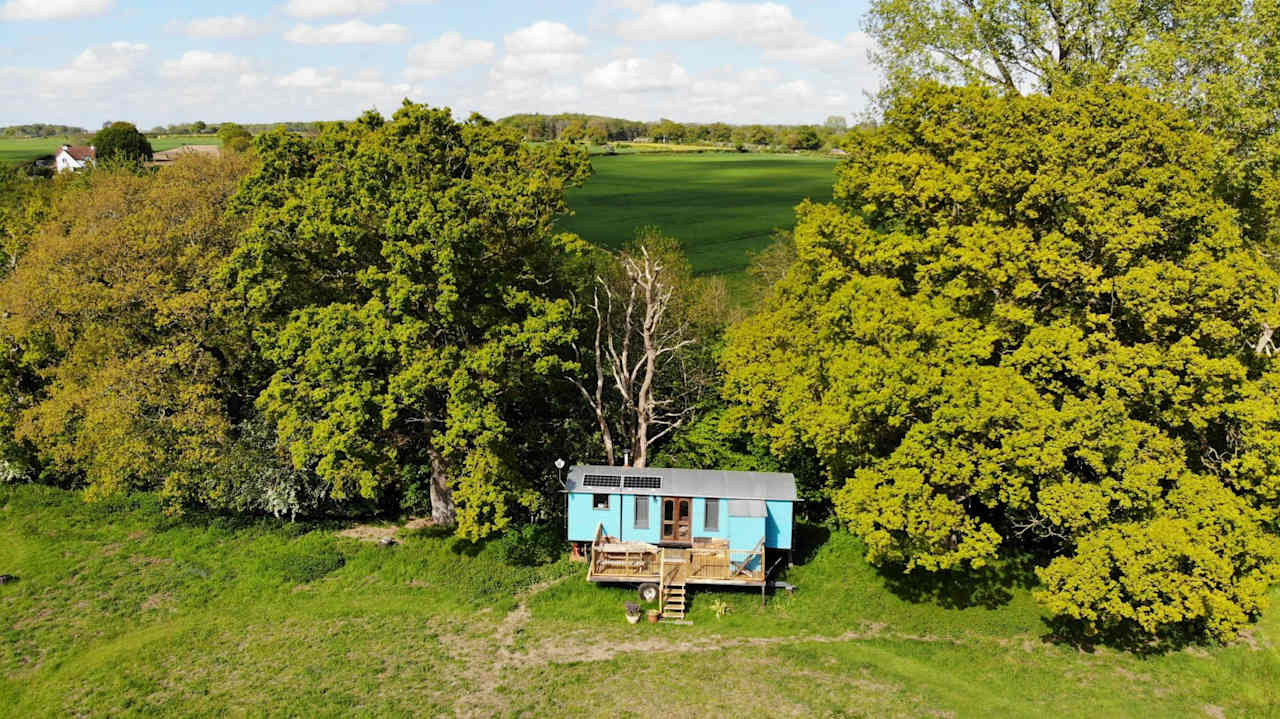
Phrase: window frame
[
  {"left": 592, "top": 493, "right": 610, "bottom": 510},
  {"left": 703, "top": 498, "right": 720, "bottom": 532},
  {"left": 634, "top": 496, "right": 649, "bottom": 529}
]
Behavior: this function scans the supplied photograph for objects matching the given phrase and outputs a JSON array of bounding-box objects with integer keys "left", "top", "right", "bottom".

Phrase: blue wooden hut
[{"left": 565, "top": 465, "right": 797, "bottom": 618}]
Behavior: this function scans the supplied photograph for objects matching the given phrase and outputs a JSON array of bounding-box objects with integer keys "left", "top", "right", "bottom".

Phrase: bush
[{"left": 498, "top": 523, "right": 565, "bottom": 567}]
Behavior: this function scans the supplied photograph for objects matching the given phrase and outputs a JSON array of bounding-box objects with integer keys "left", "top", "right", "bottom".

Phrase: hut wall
[
  {"left": 765, "top": 500, "right": 793, "bottom": 549},
  {"left": 567, "top": 492, "right": 621, "bottom": 541}
]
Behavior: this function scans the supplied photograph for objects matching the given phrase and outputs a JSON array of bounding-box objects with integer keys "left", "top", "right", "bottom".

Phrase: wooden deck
[{"left": 586, "top": 526, "right": 767, "bottom": 586}]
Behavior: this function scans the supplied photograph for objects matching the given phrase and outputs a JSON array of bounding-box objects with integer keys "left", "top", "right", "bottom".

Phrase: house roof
[
  {"left": 565, "top": 465, "right": 797, "bottom": 501},
  {"left": 61, "top": 145, "right": 95, "bottom": 161}
]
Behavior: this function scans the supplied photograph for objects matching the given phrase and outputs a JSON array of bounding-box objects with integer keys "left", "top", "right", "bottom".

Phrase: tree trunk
[{"left": 427, "top": 444, "right": 456, "bottom": 525}]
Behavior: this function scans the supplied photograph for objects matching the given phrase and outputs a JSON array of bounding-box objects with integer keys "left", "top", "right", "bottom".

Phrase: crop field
[
  {"left": 559, "top": 153, "right": 839, "bottom": 299},
  {"left": 2, "top": 484, "right": 1277, "bottom": 717},
  {"left": 0, "top": 135, "right": 221, "bottom": 165}
]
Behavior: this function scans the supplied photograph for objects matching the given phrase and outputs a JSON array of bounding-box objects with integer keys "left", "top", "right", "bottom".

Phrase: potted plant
[
  {"left": 646, "top": 608, "right": 660, "bottom": 624},
  {"left": 625, "top": 602, "right": 641, "bottom": 624}
]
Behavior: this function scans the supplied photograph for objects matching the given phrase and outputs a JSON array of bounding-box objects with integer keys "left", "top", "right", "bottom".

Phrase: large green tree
[
  {"left": 723, "top": 83, "right": 1280, "bottom": 642},
  {"left": 226, "top": 103, "right": 591, "bottom": 537},
  {"left": 92, "top": 122, "right": 154, "bottom": 163}
]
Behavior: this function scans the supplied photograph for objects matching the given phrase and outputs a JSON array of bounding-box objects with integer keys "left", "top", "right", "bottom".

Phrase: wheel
[{"left": 638, "top": 583, "right": 660, "bottom": 603}]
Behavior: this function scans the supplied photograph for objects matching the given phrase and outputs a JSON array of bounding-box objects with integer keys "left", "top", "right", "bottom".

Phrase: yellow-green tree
[
  {"left": 723, "top": 83, "right": 1280, "bottom": 642},
  {"left": 866, "top": 0, "right": 1280, "bottom": 248},
  {"left": 226, "top": 103, "right": 592, "bottom": 538},
  {"left": 0, "top": 154, "right": 252, "bottom": 502}
]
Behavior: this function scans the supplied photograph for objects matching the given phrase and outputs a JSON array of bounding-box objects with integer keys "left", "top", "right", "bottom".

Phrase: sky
[{"left": 0, "top": 0, "right": 882, "bottom": 129}]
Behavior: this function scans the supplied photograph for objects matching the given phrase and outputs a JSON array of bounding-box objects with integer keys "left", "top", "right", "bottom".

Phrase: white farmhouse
[{"left": 55, "top": 144, "right": 95, "bottom": 173}]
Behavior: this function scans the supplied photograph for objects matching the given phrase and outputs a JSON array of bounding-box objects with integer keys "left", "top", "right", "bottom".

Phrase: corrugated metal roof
[{"left": 566, "top": 465, "right": 796, "bottom": 501}]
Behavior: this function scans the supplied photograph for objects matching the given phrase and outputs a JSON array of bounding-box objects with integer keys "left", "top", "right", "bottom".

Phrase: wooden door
[{"left": 661, "top": 497, "right": 691, "bottom": 543}]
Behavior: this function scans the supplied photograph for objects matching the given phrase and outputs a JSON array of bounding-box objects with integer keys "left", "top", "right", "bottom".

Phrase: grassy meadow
[
  {"left": 2, "top": 483, "right": 1276, "bottom": 717},
  {"left": 0, "top": 134, "right": 221, "bottom": 165},
  {"left": 559, "top": 153, "right": 838, "bottom": 299}
]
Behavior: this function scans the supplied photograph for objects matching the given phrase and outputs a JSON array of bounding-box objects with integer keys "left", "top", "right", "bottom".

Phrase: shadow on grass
[
  {"left": 401, "top": 524, "right": 454, "bottom": 540},
  {"left": 1039, "top": 615, "right": 1222, "bottom": 657},
  {"left": 449, "top": 535, "right": 494, "bottom": 557},
  {"left": 792, "top": 522, "right": 832, "bottom": 565},
  {"left": 876, "top": 555, "right": 1040, "bottom": 610}
]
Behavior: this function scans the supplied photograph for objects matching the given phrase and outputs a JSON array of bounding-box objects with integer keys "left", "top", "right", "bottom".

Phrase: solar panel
[
  {"left": 582, "top": 474, "right": 621, "bottom": 488},
  {"left": 623, "top": 476, "right": 662, "bottom": 489}
]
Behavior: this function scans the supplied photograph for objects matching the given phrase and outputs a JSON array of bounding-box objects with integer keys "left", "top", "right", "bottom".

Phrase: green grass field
[
  {"left": 559, "top": 153, "right": 838, "bottom": 298},
  {"left": 2, "top": 483, "right": 1276, "bottom": 717},
  {"left": 0, "top": 135, "right": 222, "bottom": 165}
]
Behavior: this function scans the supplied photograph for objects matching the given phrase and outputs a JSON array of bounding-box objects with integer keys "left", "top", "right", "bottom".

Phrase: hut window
[
  {"left": 634, "top": 497, "right": 649, "bottom": 529},
  {"left": 704, "top": 499, "right": 720, "bottom": 532},
  {"left": 593, "top": 494, "right": 610, "bottom": 510}
]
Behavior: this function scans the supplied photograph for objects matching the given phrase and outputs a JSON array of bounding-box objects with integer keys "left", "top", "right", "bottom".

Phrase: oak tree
[
  {"left": 226, "top": 103, "right": 591, "bottom": 537},
  {"left": 723, "top": 83, "right": 1280, "bottom": 641}
]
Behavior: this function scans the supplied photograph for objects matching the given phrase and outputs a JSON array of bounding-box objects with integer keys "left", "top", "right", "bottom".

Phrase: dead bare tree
[{"left": 570, "top": 235, "right": 718, "bottom": 467}]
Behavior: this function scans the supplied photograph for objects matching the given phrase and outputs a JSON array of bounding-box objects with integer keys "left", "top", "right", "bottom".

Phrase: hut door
[{"left": 661, "top": 497, "right": 691, "bottom": 543}]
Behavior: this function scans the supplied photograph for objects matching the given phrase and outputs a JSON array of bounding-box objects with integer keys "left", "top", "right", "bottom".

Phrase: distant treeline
[
  {"left": 496, "top": 112, "right": 866, "bottom": 150},
  {"left": 2, "top": 124, "right": 89, "bottom": 138},
  {"left": 147, "top": 121, "right": 326, "bottom": 136}
]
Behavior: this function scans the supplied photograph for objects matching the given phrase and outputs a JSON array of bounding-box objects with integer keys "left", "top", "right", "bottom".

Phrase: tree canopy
[
  {"left": 217, "top": 123, "right": 253, "bottom": 152},
  {"left": 92, "top": 122, "right": 153, "bottom": 163},
  {"left": 866, "top": 0, "right": 1280, "bottom": 246},
  {"left": 0, "top": 155, "right": 252, "bottom": 503},
  {"left": 225, "top": 102, "right": 593, "bottom": 538},
  {"left": 722, "top": 83, "right": 1280, "bottom": 641}
]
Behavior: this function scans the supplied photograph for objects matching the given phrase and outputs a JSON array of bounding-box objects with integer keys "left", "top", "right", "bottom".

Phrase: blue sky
[{"left": 0, "top": 0, "right": 881, "bottom": 129}]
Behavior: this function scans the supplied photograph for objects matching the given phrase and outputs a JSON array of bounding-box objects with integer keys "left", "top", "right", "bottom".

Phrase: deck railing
[{"left": 588, "top": 524, "right": 767, "bottom": 584}]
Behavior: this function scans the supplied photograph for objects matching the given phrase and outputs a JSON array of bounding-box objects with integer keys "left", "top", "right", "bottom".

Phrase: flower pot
[
  {"left": 647, "top": 609, "right": 660, "bottom": 624},
  {"left": 626, "top": 613, "right": 640, "bottom": 624}
]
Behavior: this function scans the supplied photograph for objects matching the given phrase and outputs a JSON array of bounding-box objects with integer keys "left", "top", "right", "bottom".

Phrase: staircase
[
  {"left": 662, "top": 584, "right": 686, "bottom": 620},
  {"left": 659, "top": 549, "right": 688, "bottom": 621}
]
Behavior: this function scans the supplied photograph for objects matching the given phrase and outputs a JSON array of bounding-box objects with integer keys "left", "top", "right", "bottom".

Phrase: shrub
[{"left": 498, "top": 523, "right": 565, "bottom": 567}]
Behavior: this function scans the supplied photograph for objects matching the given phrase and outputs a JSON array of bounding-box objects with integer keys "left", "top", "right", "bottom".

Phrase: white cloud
[
  {"left": 284, "top": 20, "right": 408, "bottom": 45},
  {"left": 276, "top": 67, "right": 339, "bottom": 89},
  {"left": 493, "top": 21, "right": 588, "bottom": 78},
  {"left": 44, "top": 41, "right": 148, "bottom": 86},
  {"left": 0, "top": 0, "right": 111, "bottom": 20},
  {"left": 504, "top": 20, "right": 588, "bottom": 54},
  {"left": 617, "top": 1, "right": 801, "bottom": 41},
  {"left": 764, "top": 31, "right": 876, "bottom": 65},
  {"left": 174, "top": 15, "right": 270, "bottom": 39},
  {"left": 159, "top": 51, "right": 252, "bottom": 78},
  {"left": 275, "top": 66, "right": 410, "bottom": 98},
  {"left": 283, "top": 0, "right": 387, "bottom": 18},
  {"left": 584, "top": 57, "right": 690, "bottom": 92},
  {"left": 406, "top": 32, "right": 495, "bottom": 80},
  {"left": 615, "top": 2, "right": 875, "bottom": 66},
  {"left": 494, "top": 52, "right": 582, "bottom": 76}
]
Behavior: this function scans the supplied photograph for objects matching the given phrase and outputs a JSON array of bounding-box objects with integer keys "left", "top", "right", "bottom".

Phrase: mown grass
[
  {"left": 0, "top": 135, "right": 222, "bottom": 165},
  {"left": 2, "top": 483, "right": 1277, "bottom": 717},
  {"left": 559, "top": 153, "right": 838, "bottom": 301}
]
